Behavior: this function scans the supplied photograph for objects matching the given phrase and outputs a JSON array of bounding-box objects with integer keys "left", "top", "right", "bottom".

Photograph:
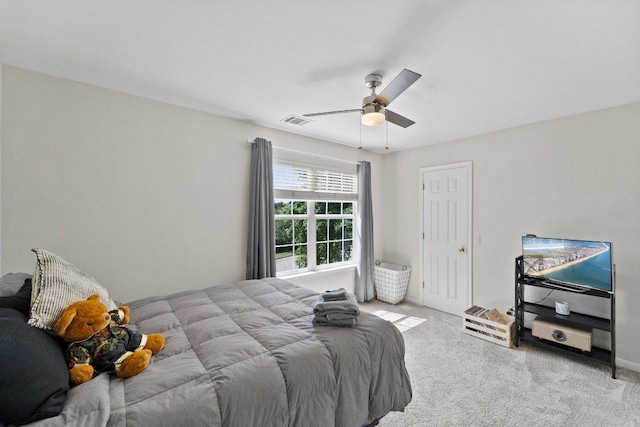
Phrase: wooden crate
[{"left": 462, "top": 308, "right": 515, "bottom": 348}]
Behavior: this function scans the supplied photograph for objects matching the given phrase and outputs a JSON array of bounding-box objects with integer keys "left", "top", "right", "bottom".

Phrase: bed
[{"left": 2, "top": 273, "right": 412, "bottom": 427}]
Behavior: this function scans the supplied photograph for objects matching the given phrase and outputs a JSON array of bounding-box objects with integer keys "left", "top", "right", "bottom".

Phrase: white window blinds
[{"left": 273, "top": 162, "right": 358, "bottom": 201}]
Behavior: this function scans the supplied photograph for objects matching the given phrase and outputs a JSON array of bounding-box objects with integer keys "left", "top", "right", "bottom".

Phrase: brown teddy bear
[{"left": 53, "top": 294, "right": 165, "bottom": 386}]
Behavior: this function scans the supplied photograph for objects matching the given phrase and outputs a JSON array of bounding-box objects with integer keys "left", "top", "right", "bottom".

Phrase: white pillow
[
  {"left": 0, "top": 272, "right": 32, "bottom": 297},
  {"left": 29, "top": 248, "right": 117, "bottom": 330}
]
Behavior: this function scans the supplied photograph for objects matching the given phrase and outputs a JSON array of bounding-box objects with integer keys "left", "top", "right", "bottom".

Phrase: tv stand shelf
[
  {"left": 514, "top": 256, "right": 616, "bottom": 378},
  {"left": 520, "top": 329, "right": 612, "bottom": 366},
  {"left": 520, "top": 302, "right": 610, "bottom": 331}
]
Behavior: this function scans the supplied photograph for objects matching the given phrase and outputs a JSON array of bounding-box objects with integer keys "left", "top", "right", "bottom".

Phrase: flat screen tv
[{"left": 522, "top": 236, "right": 613, "bottom": 293}]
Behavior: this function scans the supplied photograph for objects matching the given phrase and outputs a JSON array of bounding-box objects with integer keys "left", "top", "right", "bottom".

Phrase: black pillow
[
  {"left": 0, "top": 279, "right": 32, "bottom": 316},
  {"left": 0, "top": 308, "right": 69, "bottom": 425}
]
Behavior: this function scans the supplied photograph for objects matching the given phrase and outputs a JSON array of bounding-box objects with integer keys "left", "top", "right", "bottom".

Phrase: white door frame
[{"left": 419, "top": 161, "right": 473, "bottom": 310}]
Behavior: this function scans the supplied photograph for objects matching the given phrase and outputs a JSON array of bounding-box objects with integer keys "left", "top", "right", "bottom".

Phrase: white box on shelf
[{"left": 532, "top": 318, "right": 592, "bottom": 351}]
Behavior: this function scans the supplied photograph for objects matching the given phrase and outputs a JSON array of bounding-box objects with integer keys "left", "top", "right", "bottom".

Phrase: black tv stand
[
  {"left": 514, "top": 256, "right": 616, "bottom": 378},
  {"left": 539, "top": 279, "right": 588, "bottom": 293}
]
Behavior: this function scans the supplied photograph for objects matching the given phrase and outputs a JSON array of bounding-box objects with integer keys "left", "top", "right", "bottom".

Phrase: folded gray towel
[
  {"left": 313, "top": 292, "right": 360, "bottom": 317},
  {"left": 321, "top": 288, "right": 348, "bottom": 301},
  {"left": 314, "top": 312, "right": 357, "bottom": 321},
  {"left": 325, "top": 312, "right": 358, "bottom": 321},
  {"left": 312, "top": 316, "right": 358, "bottom": 328}
]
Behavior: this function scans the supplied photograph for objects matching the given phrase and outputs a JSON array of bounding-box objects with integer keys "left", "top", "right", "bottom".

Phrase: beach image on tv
[{"left": 522, "top": 237, "right": 612, "bottom": 291}]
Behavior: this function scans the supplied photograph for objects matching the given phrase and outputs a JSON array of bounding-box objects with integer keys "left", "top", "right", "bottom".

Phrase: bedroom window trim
[
  {"left": 273, "top": 161, "right": 358, "bottom": 277},
  {"left": 274, "top": 200, "right": 357, "bottom": 276},
  {"left": 281, "top": 263, "right": 357, "bottom": 280}
]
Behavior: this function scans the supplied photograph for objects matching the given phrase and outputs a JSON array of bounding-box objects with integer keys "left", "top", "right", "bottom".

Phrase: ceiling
[{"left": 1, "top": 1, "right": 639, "bottom": 153}]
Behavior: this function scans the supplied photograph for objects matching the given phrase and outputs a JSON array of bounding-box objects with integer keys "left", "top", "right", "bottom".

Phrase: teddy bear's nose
[{"left": 104, "top": 313, "right": 110, "bottom": 321}]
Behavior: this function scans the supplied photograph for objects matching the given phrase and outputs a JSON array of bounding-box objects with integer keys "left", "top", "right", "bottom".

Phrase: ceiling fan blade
[
  {"left": 303, "top": 108, "right": 362, "bottom": 118},
  {"left": 375, "top": 69, "right": 421, "bottom": 106},
  {"left": 385, "top": 109, "right": 415, "bottom": 128}
]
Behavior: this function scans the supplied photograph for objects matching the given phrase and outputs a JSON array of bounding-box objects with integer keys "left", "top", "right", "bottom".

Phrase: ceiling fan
[{"left": 303, "top": 69, "right": 421, "bottom": 128}]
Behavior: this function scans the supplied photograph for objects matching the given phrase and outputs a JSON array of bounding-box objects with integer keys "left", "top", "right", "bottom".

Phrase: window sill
[{"left": 277, "top": 264, "right": 356, "bottom": 280}]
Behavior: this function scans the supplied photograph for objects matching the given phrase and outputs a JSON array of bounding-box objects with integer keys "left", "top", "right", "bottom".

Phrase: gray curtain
[
  {"left": 246, "top": 138, "right": 276, "bottom": 279},
  {"left": 355, "top": 161, "right": 375, "bottom": 302}
]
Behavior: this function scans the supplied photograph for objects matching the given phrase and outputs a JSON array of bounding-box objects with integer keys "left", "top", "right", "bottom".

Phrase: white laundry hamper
[{"left": 373, "top": 261, "right": 411, "bottom": 304}]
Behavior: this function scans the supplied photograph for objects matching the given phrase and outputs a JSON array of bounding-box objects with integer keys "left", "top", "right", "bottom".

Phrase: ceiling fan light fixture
[
  {"left": 361, "top": 104, "right": 385, "bottom": 126},
  {"left": 361, "top": 111, "right": 385, "bottom": 126},
  {"left": 303, "top": 69, "right": 421, "bottom": 130}
]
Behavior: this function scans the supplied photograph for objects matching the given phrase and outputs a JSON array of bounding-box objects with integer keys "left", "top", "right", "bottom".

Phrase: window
[
  {"left": 273, "top": 162, "right": 357, "bottom": 275},
  {"left": 275, "top": 200, "right": 355, "bottom": 274}
]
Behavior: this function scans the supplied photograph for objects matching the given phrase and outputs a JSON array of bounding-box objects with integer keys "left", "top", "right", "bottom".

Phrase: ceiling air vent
[{"left": 281, "top": 114, "right": 312, "bottom": 126}]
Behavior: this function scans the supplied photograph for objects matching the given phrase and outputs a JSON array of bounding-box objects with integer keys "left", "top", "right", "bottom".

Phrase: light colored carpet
[{"left": 360, "top": 300, "right": 640, "bottom": 427}]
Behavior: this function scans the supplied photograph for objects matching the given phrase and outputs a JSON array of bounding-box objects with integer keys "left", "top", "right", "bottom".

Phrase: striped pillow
[{"left": 28, "top": 248, "right": 117, "bottom": 330}]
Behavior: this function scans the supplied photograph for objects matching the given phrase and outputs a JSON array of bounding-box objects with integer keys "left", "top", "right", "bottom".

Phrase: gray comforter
[{"left": 28, "top": 278, "right": 412, "bottom": 427}]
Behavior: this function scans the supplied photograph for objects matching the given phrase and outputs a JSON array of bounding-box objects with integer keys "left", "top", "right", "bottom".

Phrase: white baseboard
[
  {"left": 404, "top": 296, "right": 421, "bottom": 306},
  {"left": 617, "top": 357, "right": 640, "bottom": 373}
]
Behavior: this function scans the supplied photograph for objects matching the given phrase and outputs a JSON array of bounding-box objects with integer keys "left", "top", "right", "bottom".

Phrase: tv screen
[{"left": 522, "top": 236, "right": 613, "bottom": 292}]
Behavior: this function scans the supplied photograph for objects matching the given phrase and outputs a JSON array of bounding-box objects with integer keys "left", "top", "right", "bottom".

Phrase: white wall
[
  {"left": 383, "top": 102, "right": 640, "bottom": 368},
  {"left": 0, "top": 62, "right": 3, "bottom": 269},
  {"left": 0, "top": 66, "right": 385, "bottom": 301},
  {"left": 3, "top": 65, "right": 639, "bottom": 368}
]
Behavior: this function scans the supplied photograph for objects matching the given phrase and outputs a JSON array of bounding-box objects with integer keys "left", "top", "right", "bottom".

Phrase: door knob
[{"left": 458, "top": 247, "right": 466, "bottom": 253}]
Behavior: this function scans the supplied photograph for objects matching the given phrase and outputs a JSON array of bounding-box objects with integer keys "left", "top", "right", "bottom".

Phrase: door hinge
[
  {"left": 422, "top": 233, "right": 425, "bottom": 239},
  {"left": 422, "top": 281, "right": 425, "bottom": 288},
  {"left": 423, "top": 183, "right": 425, "bottom": 190}
]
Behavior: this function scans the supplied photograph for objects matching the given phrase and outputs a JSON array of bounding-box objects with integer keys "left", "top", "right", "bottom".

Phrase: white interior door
[{"left": 421, "top": 163, "right": 472, "bottom": 316}]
